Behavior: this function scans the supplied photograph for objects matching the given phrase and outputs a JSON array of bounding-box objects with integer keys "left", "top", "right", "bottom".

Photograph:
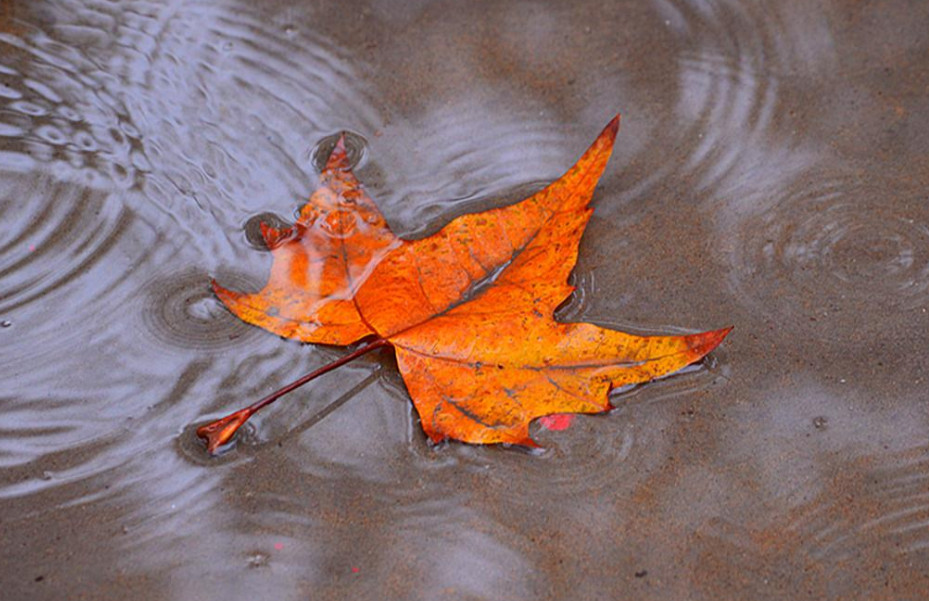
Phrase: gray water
[{"left": 2, "top": 1, "right": 929, "bottom": 599}]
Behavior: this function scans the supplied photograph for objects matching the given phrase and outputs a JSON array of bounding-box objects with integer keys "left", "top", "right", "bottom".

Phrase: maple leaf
[{"left": 198, "top": 116, "right": 731, "bottom": 453}]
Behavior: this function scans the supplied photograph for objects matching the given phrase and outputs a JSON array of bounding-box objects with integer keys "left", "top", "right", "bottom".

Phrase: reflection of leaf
[{"left": 201, "top": 116, "right": 730, "bottom": 452}]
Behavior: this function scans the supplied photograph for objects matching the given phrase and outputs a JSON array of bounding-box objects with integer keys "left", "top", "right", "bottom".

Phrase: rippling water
[{"left": 2, "top": 0, "right": 928, "bottom": 599}]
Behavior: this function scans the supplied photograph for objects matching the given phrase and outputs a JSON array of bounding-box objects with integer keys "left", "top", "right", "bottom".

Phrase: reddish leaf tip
[
  {"left": 211, "top": 279, "right": 239, "bottom": 306},
  {"left": 687, "top": 326, "right": 733, "bottom": 358},
  {"left": 327, "top": 134, "right": 350, "bottom": 171},
  {"left": 209, "top": 278, "right": 225, "bottom": 298},
  {"left": 517, "top": 437, "right": 542, "bottom": 449},
  {"left": 607, "top": 113, "right": 621, "bottom": 134},
  {"left": 593, "top": 114, "right": 621, "bottom": 152},
  {"left": 259, "top": 221, "right": 294, "bottom": 249},
  {"left": 196, "top": 409, "right": 252, "bottom": 455}
]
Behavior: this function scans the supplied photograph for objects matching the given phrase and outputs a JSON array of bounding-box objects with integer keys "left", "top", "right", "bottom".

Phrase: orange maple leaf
[{"left": 198, "top": 116, "right": 731, "bottom": 452}]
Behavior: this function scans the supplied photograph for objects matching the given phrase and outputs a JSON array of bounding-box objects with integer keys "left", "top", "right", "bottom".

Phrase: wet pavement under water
[{"left": 2, "top": 0, "right": 929, "bottom": 599}]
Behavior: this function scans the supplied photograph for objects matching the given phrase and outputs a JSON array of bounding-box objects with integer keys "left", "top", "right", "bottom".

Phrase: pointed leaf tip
[
  {"left": 585, "top": 114, "right": 620, "bottom": 159},
  {"left": 326, "top": 134, "right": 351, "bottom": 170},
  {"left": 517, "top": 436, "right": 542, "bottom": 449},
  {"left": 595, "top": 114, "right": 620, "bottom": 144},
  {"left": 259, "top": 221, "right": 293, "bottom": 249},
  {"left": 209, "top": 278, "right": 223, "bottom": 297},
  {"left": 687, "top": 326, "right": 733, "bottom": 358},
  {"left": 608, "top": 114, "right": 620, "bottom": 134},
  {"left": 211, "top": 279, "right": 240, "bottom": 304},
  {"left": 196, "top": 408, "right": 252, "bottom": 455}
]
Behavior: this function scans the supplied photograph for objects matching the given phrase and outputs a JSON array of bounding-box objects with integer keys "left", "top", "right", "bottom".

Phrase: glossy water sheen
[{"left": 2, "top": 1, "right": 928, "bottom": 599}]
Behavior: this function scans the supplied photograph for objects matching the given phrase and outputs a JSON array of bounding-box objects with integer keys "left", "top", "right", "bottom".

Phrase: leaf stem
[{"left": 196, "top": 337, "right": 391, "bottom": 454}]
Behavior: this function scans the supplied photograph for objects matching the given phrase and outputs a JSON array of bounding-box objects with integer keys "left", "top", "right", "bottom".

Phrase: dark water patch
[
  {"left": 367, "top": 507, "right": 539, "bottom": 599},
  {"left": 687, "top": 517, "right": 834, "bottom": 599}
]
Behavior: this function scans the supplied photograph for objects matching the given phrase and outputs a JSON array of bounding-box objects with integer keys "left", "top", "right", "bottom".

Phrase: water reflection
[
  {"left": 690, "top": 441, "right": 929, "bottom": 599},
  {"left": 728, "top": 174, "right": 929, "bottom": 340},
  {"left": 0, "top": 25, "right": 148, "bottom": 188},
  {"left": 2, "top": 0, "right": 929, "bottom": 598}
]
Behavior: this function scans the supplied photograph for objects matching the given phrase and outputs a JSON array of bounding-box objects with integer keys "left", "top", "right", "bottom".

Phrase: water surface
[{"left": 2, "top": 1, "right": 929, "bottom": 599}]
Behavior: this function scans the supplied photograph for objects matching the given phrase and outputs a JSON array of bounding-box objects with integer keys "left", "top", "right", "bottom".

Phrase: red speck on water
[
  {"left": 274, "top": 543, "right": 284, "bottom": 551},
  {"left": 539, "top": 414, "right": 574, "bottom": 431}
]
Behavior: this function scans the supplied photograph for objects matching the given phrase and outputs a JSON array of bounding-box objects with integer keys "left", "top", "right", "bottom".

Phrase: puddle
[{"left": 2, "top": 0, "right": 929, "bottom": 599}]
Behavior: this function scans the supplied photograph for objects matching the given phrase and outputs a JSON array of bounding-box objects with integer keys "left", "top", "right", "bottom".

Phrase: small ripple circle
[{"left": 140, "top": 271, "right": 256, "bottom": 351}]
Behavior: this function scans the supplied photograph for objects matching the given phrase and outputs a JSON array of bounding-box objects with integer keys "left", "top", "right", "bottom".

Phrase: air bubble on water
[
  {"left": 247, "top": 552, "right": 270, "bottom": 568},
  {"left": 73, "top": 131, "right": 98, "bottom": 151},
  {"left": 57, "top": 105, "right": 81, "bottom": 122},
  {"left": 36, "top": 124, "right": 66, "bottom": 145},
  {"left": 10, "top": 100, "right": 49, "bottom": 117}
]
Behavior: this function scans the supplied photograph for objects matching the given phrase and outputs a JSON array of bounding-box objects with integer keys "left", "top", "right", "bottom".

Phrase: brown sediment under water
[{"left": 2, "top": 0, "right": 929, "bottom": 599}]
